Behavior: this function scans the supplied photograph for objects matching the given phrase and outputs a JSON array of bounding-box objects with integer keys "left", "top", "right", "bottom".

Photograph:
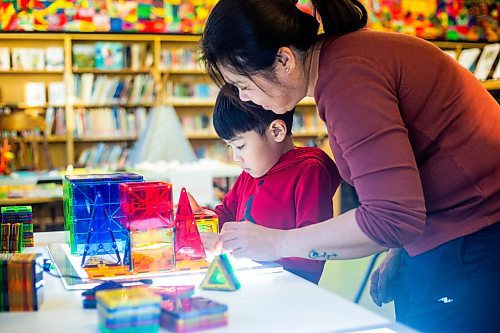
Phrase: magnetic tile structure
[
  {"left": 120, "top": 181, "right": 175, "bottom": 274},
  {"left": 63, "top": 173, "right": 143, "bottom": 264},
  {"left": 194, "top": 209, "right": 219, "bottom": 233},
  {"left": 160, "top": 297, "right": 228, "bottom": 333},
  {"left": 174, "top": 188, "right": 206, "bottom": 261},
  {"left": 130, "top": 228, "right": 175, "bottom": 274},
  {"left": 119, "top": 181, "right": 174, "bottom": 231},
  {"left": 0, "top": 253, "right": 44, "bottom": 312},
  {"left": 200, "top": 254, "right": 240, "bottom": 292},
  {"left": 1, "top": 206, "right": 34, "bottom": 253},
  {"left": 96, "top": 287, "right": 162, "bottom": 333}
]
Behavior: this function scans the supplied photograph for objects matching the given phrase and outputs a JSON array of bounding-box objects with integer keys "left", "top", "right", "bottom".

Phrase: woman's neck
[{"left": 305, "top": 41, "right": 323, "bottom": 97}]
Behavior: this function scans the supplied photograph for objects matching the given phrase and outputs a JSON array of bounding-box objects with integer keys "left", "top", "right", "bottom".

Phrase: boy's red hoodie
[{"left": 215, "top": 146, "right": 341, "bottom": 283}]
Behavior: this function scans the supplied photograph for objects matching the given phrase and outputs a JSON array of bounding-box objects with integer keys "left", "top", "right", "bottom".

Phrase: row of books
[
  {"left": 0, "top": 47, "right": 64, "bottom": 71},
  {"left": 73, "top": 42, "right": 153, "bottom": 70},
  {"left": 192, "top": 142, "right": 233, "bottom": 162},
  {"left": 180, "top": 114, "right": 213, "bottom": 134},
  {"left": 44, "top": 107, "right": 66, "bottom": 136},
  {"left": 77, "top": 143, "right": 130, "bottom": 169},
  {"left": 446, "top": 43, "right": 500, "bottom": 81},
  {"left": 166, "top": 81, "right": 219, "bottom": 99},
  {"left": 73, "top": 107, "right": 147, "bottom": 138},
  {"left": 73, "top": 74, "right": 156, "bottom": 105},
  {"left": 292, "top": 110, "right": 325, "bottom": 134},
  {"left": 24, "top": 82, "right": 66, "bottom": 106},
  {"left": 160, "top": 48, "right": 201, "bottom": 70}
]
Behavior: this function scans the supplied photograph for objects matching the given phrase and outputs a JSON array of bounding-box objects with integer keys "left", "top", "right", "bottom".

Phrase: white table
[{"left": 0, "top": 232, "right": 403, "bottom": 333}]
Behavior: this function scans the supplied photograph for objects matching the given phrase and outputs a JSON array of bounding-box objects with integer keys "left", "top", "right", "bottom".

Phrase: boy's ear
[{"left": 269, "top": 120, "right": 287, "bottom": 143}]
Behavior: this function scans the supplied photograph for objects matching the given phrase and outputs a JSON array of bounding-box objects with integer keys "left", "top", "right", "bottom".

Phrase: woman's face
[{"left": 219, "top": 65, "right": 305, "bottom": 114}]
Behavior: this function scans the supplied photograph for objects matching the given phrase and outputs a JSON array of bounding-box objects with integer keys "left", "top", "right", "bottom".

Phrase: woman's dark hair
[
  {"left": 201, "top": 0, "right": 367, "bottom": 85},
  {"left": 213, "top": 85, "right": 295, "bottom": 140}
]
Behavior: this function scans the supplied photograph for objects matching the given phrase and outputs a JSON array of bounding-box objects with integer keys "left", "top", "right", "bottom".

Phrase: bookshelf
[
  {"left": 434, "top": 40, "right": 500, "bottom": 89},
  {"left": 0, "top": 33, "right": 498, "bottom": 169}
]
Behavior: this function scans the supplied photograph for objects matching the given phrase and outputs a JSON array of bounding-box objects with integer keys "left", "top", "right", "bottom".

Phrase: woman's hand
[
  {"left": 217, "top": 221, "right": 286, "bottom": 261},
  {"left": 369, "top": 248, "right": 405, "bottom": 306}
]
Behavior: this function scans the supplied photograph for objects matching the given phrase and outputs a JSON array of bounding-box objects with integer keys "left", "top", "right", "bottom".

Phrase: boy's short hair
[{"left": 213, "top": 85, "right": 295, "bottom": 141}]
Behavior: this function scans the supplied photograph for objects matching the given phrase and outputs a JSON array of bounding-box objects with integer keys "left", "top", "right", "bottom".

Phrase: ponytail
[{"left": 311, "top": 0, "right": 367, "bottom": 35}]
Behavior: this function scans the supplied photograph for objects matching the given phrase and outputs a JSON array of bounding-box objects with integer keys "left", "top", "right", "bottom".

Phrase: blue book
[{"left": 95, "top": 43, "right": 124, "bottom": 70}]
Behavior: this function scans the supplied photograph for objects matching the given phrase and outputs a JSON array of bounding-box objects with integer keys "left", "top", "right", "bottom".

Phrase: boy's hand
[
  {"left": 200, "top": 232, "right": 222, "bottom": 261},
  {"left": 217, "top": 221, "right": 285, "bottom": 261}
]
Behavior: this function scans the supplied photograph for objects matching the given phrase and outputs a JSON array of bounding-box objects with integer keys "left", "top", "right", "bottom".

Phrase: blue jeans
[{"left": 395, "top": 222, "right": 500, "bottom": 333}]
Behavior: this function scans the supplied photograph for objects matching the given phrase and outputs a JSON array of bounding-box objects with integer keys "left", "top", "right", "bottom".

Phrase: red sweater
[
  {"left": 215, "top": 146, "right": 341, "bottom": 283},
  {"left": 316, "top": 30, "right": 500, "bottom": 256}
]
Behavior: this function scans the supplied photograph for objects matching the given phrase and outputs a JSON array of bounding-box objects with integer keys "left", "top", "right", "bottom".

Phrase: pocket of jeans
[{"left": 460, "top": 228, "right": 500, "bottom": 278}]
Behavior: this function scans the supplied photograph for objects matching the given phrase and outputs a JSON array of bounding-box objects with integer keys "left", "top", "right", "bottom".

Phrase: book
[
  {"left": 11, "top": 48, "right": 45, "bottom": 70},
  {"left": 72, "top": 44, "right": 95, "bottom": 69},
  {"left": 94, "top": 42, "right": 124, "bottom": 70},
  {"left": 493, "top": 58, "right": 500, "bottom": 80},
  {"left": 25, "top": 82, "right": 46, "bottom": 106},
  {"left": 48, "top": 81, "right": 66, "bottom": 105},
  {"left": 45, "top": 47, "right": 64, "bottom": 70},
  {"left": 0, "top": 48, "right": 9, "bottom": 70},
  {"left": 474, "top": 43, "right": 499, "bottom": 81},
  {"left": 457, "top": 48, "right": 481, "bottom": 71}
]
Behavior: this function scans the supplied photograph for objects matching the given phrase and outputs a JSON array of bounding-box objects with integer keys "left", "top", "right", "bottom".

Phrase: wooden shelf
[
  {"left": 482, "top": 80, "right": 500, "bottom": 90},
  {"left": 73, "top": 102, "right": 155, "bottom": 108},
  {"left": 0, "top": 70, "right": 64, "bottom": 74},
  {"left": 298, "top": 97, "right": 316, "bottom": 106},
  {"left": 294, "top": 131, "right": 327, "bottom": 138},
  {"left": 160, "top": 68, "right": 207, "bottom": 75},
  {"left": 72, "top": 68, "right": 151, "bottom": 74},
  {"left": 7, "top": 135, "right": 68, "bottom": 143},
  {"left": 47, "top": 136, "right": 68, "bottom": 143},
  {"left": 431, "top": 40, "right": 491, "bottom": 49},
  {"left": 74, "top": 136, "right": 138, "bottom": 142},
  {"left": 166, "top": 98, "right": 215, "bottom": 107},
  {"left": 186, "top": 133, "right": 219, "bottom": 140},
  {"left": 0, "top": 103, "right": 65, "bottom": 109}
]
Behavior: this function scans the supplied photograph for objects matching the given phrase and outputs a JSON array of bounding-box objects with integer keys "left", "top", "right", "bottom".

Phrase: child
[{"left": 200, "top": 85, "right": 341, "bottom": 283}]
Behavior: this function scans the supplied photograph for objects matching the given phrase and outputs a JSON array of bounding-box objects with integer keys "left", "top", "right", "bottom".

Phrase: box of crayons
[
  {"left": 0, "top": 253, "right": 44, "bottom": 311},
  {"left": 1, "top": 206, "right": 34, "bottom": 253}
]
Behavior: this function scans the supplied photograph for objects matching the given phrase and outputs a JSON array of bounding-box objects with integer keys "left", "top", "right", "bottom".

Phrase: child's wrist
[{"left": 275, "top": 229, "right": 294, "bottom": 259}]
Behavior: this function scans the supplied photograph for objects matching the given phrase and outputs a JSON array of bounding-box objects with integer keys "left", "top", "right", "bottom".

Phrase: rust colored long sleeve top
[{"left": 315, "top": 30, "right": 500, "bottom": 256}]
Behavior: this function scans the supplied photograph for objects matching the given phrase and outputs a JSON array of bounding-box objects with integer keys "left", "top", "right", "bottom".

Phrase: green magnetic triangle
[{"left": 200, "top": 254, "right": 241, "bottom": 291}]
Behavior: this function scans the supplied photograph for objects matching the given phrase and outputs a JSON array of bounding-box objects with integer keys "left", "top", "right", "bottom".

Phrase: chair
[{"left": 0, "top": 112, "right": 53, "bottom": 171}]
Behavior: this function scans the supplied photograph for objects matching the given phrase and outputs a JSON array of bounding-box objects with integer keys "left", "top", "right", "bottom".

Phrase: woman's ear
[
  {"left": 276, "top": 47, "right": 297, "bottom": 75},
  {"left": 269, "top": 119, "right": 287, "bottom": 143}
]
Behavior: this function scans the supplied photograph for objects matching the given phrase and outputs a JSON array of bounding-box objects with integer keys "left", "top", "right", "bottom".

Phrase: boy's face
[{"left": 226, "top": 130, "right": 283, "bottom": 178}]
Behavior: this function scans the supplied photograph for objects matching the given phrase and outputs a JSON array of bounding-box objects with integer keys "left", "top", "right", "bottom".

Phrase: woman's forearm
[{"left": 279, "top": 209, "right": 387, "bottom": 260}]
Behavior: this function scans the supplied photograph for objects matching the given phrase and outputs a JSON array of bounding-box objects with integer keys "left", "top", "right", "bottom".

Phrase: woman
[{"left": 200, "top": 0, "right": 500, "bottom": 331}]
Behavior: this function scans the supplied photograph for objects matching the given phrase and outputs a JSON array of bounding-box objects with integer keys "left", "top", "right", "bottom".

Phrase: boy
[{"left": 200, "top": 85, "right": 341, "bottom": 283}]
